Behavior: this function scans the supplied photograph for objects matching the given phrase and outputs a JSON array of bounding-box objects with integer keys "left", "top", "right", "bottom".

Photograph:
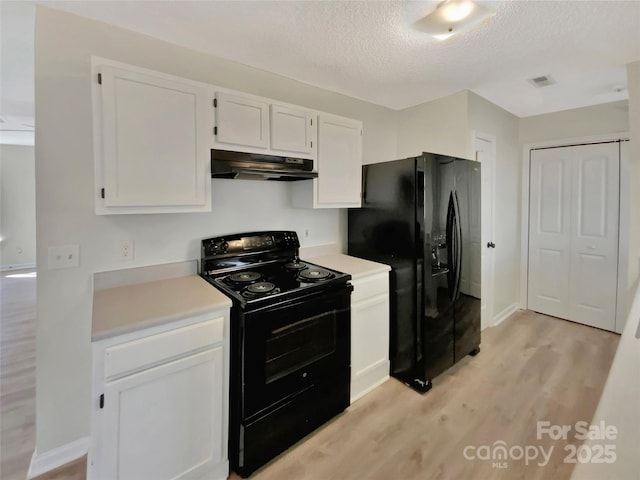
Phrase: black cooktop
[
  {"left": 202, "top": 259, "right": 350, "bottom": 306},
  {"left": 200, "top": 231, "right": 351, "bottom": 308}
]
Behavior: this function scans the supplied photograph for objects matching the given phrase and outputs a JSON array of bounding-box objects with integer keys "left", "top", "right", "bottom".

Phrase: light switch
[{"left": 48, "top": 245, "right": 80, "bottom": 269}]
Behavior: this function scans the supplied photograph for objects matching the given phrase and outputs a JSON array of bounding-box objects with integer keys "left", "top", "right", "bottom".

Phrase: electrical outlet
[
  {"left": 117, "top": 240, "right": 134, "bottom": 261},
  {"left": 48, "top": 245, "right": 80, "bottom": 269}
]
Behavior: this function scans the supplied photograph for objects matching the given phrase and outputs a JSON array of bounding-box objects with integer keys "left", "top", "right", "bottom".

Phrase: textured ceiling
[{"left": 1, "top": 0, "right": 640, "bottom": 132}]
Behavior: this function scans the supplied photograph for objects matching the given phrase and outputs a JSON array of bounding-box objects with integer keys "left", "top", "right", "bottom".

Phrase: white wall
[
  {"left": 0, "top": 144, "right": 36, "bottom": 269},
  {"left": 34, "top": 6, "right": 396, "bottom": 455},
  {"left": 519, "top": 100, "right": 629, "bottom": 144},
  {"left": 467, "top": 92, "right": 521, "bottom": 317},
  {"left": 396, "top": 91, "right": 470, "bottom": 160},
  {"left": 626, "top": 62, "right": 640, "bottom": 308}
]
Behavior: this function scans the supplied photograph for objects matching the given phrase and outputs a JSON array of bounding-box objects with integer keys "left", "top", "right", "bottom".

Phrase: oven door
[{"left": 241, "top": 285, "right": 351, "bottom": 421}]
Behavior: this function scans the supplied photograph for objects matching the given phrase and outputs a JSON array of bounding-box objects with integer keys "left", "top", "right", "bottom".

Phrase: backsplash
[{"left": 91, "top": 179, "right": 343, "bottom": 272}]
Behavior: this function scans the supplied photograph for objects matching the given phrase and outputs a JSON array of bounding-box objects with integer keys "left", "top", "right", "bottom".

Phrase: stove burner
[
  {"left": 284, "top": 261, "right": 307, "bottom": 271},
  {"left": 298, "top": 268, "right": 333, "bottom": 282},
  {"left": 247, "top": 281, "right": 276, "bottom": 294},
  {"left": 228, "top": 271, "right": 262, "bottom": 284},
  {"left": 242, "top": 281, "right": 279, "bottom": 298}
]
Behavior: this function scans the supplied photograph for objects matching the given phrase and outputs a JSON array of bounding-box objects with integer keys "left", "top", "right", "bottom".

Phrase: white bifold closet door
[{"left": 528, "top": 142, "right": 619, "bottom": 331}]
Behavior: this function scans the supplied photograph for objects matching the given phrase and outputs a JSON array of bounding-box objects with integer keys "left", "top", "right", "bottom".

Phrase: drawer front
[
  {"left": 351, "top": 272, "right": 389, "bottom": 304},
  {"left": 104, "top": 316, "right": 224, "bottom": 381}
]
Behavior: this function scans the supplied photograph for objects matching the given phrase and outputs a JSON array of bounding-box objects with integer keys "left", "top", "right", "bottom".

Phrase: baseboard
[
  {"left": 1, "top": 262, "right": 36, "bottom": 272},
  {"left": 208, "top": 459, "right": 230, "bottom": 480},
  {"left": 350, "top": 360, "right": 390, "bottom": 404},
  {"left": 27, "top": 437, "right": 89, "bottom": 479},
  {"left": 493, "top": 302, "right": 520, "bottom": 327}
]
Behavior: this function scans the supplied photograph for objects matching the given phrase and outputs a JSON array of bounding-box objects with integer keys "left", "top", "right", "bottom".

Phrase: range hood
[{"left": 211, "top": 149, "right": 317, "bottom": 181}]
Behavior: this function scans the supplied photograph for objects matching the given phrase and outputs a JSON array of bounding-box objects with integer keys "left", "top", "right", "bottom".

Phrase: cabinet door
[
  {"left": 270, "top": 105, "right": 314, "bottom": 155},
  {"left": 101, "top": 348, "right": 223, "bottom": 480},
  {"left": 215, "top": 92, "right": 269, "bottom": 149},
  {"left": 351, "top": 294, "right": 389, "bottom": 402},
  {"left": 98, "top": 65, "right": 210, "bottom": 211},
  {"left": 317, "top": 114, "right": 363, "bottom": 207}
]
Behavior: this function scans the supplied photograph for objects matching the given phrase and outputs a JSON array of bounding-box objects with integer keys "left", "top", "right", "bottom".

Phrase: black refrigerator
[{"left": 348, "top": 153, "right": 481, "bottom": 393}]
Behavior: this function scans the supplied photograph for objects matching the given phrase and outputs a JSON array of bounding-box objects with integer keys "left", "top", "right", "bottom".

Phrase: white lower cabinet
[
  {"left": 350, "top": 271, "right": 390, "bottom": 403},
  {"left": 88, "top": 314, "right": 229, "bottom": 480}
]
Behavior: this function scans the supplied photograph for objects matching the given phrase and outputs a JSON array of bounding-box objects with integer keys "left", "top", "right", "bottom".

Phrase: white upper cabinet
[
  {"left": 293, "top": 113, "right": 363, "bottom": 208},
  {"left": 214, "top": 92, "right": 269, "bottom": 150},
  {"left": 93, "top": 59, "right": 361, "bottom": 213},
  {"left": 93, "top": 59, "right": 212, "bottom": 214},
  {"left": 213, "top": 91, "right": 316, "bottom": 159},
  {"left": 270, "top": 105, "right": 314, "bottom": 155},
  {"left": 317, "top": 114, "right": 362, "bottom": 206}
]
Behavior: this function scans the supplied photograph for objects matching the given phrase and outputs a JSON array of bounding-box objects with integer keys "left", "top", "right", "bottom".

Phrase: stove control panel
[{"left": 202, "top": 231, "right": 300, "bottom": 260}]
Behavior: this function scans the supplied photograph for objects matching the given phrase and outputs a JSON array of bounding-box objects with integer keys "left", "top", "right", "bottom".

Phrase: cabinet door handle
[{"left": 487, "top": 242, "right": 496, "bottom": 249}]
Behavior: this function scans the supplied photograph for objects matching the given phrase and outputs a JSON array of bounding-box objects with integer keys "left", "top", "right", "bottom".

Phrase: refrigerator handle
[
  {"left": 446, "top": 192, "right": 455, "bottom": 299},
  {"left": 452, "top": 190, "right": 463, "bottom": 300}
]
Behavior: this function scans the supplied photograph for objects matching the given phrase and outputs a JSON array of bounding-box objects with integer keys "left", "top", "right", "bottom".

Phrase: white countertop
[
  {"left": 307, "top": 253, "right": 390, "bottom": 280},
  {"left": 92, "top": 262, "right": 231, "bottom": 341},
  {"left": 570, "top": 282, "right": 640, "bottom": 479}
]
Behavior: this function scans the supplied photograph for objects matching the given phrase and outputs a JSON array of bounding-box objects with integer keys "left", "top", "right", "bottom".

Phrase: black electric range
[{"left": 200, "top": 231, "right": 352, "bottom": 477}]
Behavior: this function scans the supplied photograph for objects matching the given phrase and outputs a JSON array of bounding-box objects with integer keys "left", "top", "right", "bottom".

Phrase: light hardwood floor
[
  {"left": 1, "top": 270, "right": 619, "bottom": 480},
  {"left": 1, "top": 269, "right": 36, "bottom": 480}
]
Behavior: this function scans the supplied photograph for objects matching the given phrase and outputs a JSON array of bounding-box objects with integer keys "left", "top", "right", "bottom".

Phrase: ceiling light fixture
[{"left": 415, "top": 0, "right": 497, "bottom": 41}]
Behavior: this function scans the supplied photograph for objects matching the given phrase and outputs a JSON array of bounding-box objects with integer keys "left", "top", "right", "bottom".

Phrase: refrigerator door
[
  {"left": 418, "top": 154, "right": 455, "bottom": 381},
  {"left": 453, "top": 158, "right": 482, "bottom": 361},
  {"left": 347, "top": 157, "right": 420, "bottom": 384}
]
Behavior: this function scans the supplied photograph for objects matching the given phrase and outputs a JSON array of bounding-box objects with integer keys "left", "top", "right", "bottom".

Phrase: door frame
[
  {"left": 520, "top": 132, "right": 630, "bottom": 333},
  {"left": 474, "top": 131, "right": 496, "bottom": 329}
]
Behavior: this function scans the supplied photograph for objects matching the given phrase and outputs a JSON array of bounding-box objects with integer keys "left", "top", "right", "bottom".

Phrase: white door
[
  {"left": 568, "top": 143, "right": 619, "bottom": 330},
  {"left": 528, "top": 148, "right": 572, "bottom": 320},
  {"left": 528, "top": 143, "right": 619, "bottom": 331},
  {"left": 455, "top": 160, "right": 481, "bottom": 301},
  {"left": 475, "top": 133, "right": 495, "bottom": 330}
]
